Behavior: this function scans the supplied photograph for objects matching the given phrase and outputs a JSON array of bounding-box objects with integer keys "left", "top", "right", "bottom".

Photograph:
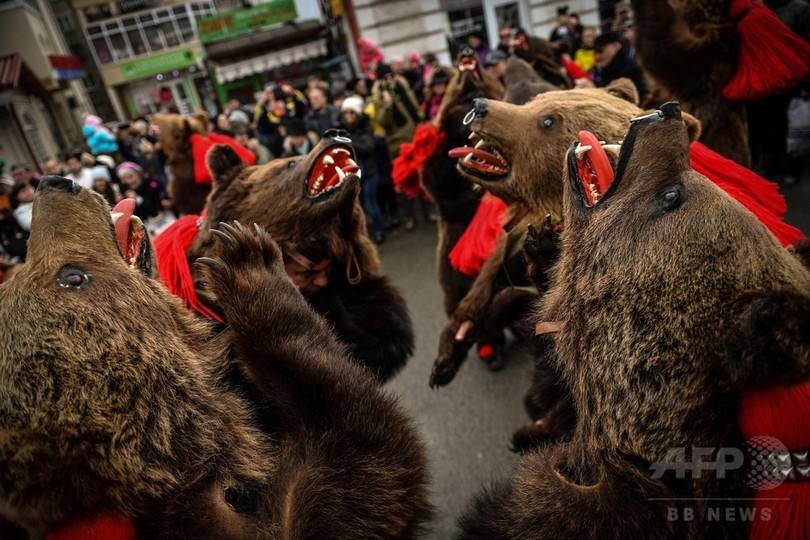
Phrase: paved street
[{"left": 377, "top": 163, "right": 810, "bottom": 539}]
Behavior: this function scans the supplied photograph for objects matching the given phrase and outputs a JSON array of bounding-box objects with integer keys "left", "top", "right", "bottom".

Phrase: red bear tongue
[
  {"left": 113, "top": 199, "right": 136, "bottom": 258},
  {"left": 577, "top": 131, "right": 614, "bottom": 195}
]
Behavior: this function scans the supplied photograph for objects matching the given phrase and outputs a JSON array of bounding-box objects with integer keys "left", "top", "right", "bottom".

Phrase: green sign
[
  {"left": 197, "top": 0, "right": 297, "bottom": 44},
  {"left": 120, "top": 47, "right": 197, "bottom": 81}
]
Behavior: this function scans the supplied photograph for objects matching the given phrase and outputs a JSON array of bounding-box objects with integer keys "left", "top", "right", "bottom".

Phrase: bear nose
[
  {"left": 659, "top": 101, "right": 681, "bottom": 120},
  {"left": 323, "top": 128, "right": 351, "bottom": 142},
  {"left": 463, "top": 98, "right": 488, "bottom": 125},
  {"left": 38, "top": 176, "right": 81, "bottom": 195}
]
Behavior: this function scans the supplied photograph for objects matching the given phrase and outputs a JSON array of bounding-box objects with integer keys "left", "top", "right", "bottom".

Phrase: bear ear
[
  {"left": 207, "top": 144, "right": 245, "bottom": 188},
  {"left": 736, "top": 290, "right": 810, "bottom": 387},
  {"left": 682, "top": 112, "right": 702, "bottom": 143},
  {"left": 603, "top": 78, "right": 639, "bottom": 105},
  {"left": 193, "top": 111, "right": 210, "bottom": 136}
]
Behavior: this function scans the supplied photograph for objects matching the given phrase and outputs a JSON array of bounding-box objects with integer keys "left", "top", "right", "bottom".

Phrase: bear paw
[{"left": 195, "top": 221, "right": 292, "bottom": 318}]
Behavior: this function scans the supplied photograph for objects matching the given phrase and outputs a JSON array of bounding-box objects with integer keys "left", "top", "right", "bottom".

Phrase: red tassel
[
  {"left": 448, "top": 193, "right": 508, "bottom": 277},
  {"left": 392, "top": 122, "right": 445, "bottom": 198},
  {"left": 738, "top": 383, "right": 810, "bottom": 539},
  {"left": 47, "top": 515, "right": 137, "bottom": 540},
  {"left": 190, "top": 133, "right": 257, "bottom": 185},
  {"left": 153, "top": 214, "right": 223, "bottom": 322},
  {"left": 690, "top": 142, "right": 804, "bottom": 247},
  {"left": 723, "top": 0, "right": 810, "bottom": 101}
]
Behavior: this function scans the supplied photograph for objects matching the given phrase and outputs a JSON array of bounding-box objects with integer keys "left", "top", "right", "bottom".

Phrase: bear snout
[{"left": 38, "top": 176, "right": 82, "bottom": 196}]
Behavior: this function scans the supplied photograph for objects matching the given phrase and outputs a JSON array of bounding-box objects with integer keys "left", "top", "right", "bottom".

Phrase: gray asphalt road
[
  {"left": 377, "top": 220, "right": 534, "bottom": 539},
  {"left": 374, "top": 159, "right": 810, "bottom": 539}
]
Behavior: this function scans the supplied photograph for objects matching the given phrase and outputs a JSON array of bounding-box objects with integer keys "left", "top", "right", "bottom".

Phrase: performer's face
[{"left": 284, "top": 256, "right": 332, "bottom": 296}]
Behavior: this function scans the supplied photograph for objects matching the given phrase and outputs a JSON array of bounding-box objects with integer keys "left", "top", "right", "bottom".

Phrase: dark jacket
[
  {"left": 340, "top": 113, "right": 378, "bottom": 177},
  {"left": 593, "top": 41, "right": 648, "bottom": 101},
  {"left": 305, "top": 105, "right": 341, "bottom": 139}
]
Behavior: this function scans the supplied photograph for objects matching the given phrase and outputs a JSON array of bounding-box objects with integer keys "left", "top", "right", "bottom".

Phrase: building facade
[
  {"left": 347, "top": 0, "right": 601, "bottom": 68},
  {"left": 68, "top": 0, "right": 220, "bottom": 119},
  {"left": 0, "top": 0, "right": 97, "bottom": 170}
]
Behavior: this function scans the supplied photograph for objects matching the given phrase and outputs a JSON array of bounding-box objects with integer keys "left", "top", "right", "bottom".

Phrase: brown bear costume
[
  {"left": 155, "top": 133, "right": 414, "bottom": 383},
  {"left": 457, "top": 102, "right": 810, "bottom": 538},
  {"left": 430, "top": 80, "right": 643, "bottom": 390},
  {"left": 630, "top": 0, "right": 810, "bottom": 169},
  {"left": 152, "top": 112, "right": 212, "bottom": 216},
  {"left": 0, "top": 178, "right": 431, "bottom": 538}
]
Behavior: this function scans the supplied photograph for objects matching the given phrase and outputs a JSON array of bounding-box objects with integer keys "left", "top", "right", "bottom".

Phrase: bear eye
[
  {"left": 287, "top": 160, "right": 300, "bottom": 169},
  {"left": 57, "top": 266, "right": 90, "bottom": 289},
  {"left": 657, "top": 184, "right": 684, "bottom": 212},
  {"left": 539, "top": 116, "right": 557, "bottom": 130}
]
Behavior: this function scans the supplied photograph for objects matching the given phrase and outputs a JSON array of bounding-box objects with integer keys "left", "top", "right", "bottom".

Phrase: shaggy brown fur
[
  {"left": 630, "top": 0, "right": 751, "bottom": 167},
  {"left": 459, "top": 103, "right": 810, "bottom": 538},
  {"left": 185, "top": 137, "right": 413, "bottom": 382},
  {"left": 502, "top": 57, "right": 558, "bottom": 106},
  {"left": 423, "top": 51, "right": 504, "bottom": 317},
  {"left": 152, "top": 112, "right": 211, "bottom": 216},
  {"left": 430, "top": 80, "right": 645, "bottom": 389},
  {"left": 0, "top": 178, "right": 431, "bottom": 537}
]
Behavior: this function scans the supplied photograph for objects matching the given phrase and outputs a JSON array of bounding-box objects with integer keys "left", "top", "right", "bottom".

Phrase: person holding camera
[{"left": 370, "top": 64, "right": 426, "bottom": 230}]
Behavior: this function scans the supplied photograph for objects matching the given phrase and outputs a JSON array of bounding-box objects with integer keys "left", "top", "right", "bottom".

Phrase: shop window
[
  {"left": 92, "top": 36, "right": 113, "bottom": 64},
  {"left": 161, "top": 21, "right": 180, "bottom": 47},
  {"left": 176, "top": 15, "right": 194, "bottom": 42},
  {"left": 143, "top": 25, "right": 164, "bottom": 52},
  {"left": 56, "top": 13, "right": 73, "bottom": 32},
  {"left": 110, "top": 33, "right": 131, "bottom": 61},
  {"left": 127, "top": 28, "right": 147, "bottom": 55}
]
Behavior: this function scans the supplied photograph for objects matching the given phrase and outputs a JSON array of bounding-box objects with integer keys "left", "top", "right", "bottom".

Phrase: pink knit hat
[{"left": 115, "top": 161, "right": 144, "bottom": 178}]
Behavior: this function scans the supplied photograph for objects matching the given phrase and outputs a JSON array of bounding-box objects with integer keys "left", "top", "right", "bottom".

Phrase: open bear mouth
[
  {"left": 306, "top": 143, "right": 361, "bottom": 199},
  {"left": 569, "top": 131, "right": 622, "bottom": 208},
  {"left": 110, "top": 198, "right": 146, "bottom": 270},
  {"left": 448, "top": 133, "right": 510, "bottom": 180},
  {"left": 568, "top": 104, "right": 678, "bottom": 209}
]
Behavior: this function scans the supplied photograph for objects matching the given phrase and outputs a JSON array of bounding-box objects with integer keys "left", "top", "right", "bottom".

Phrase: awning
[
  {"left": 0, "top": 54, "right": 21, "bottom": 89},
  {"left": 214, "top": 38, "right": 327, "bottom": 83},
  {"left": 0, "top": 53, "right": 47, "bottom": 94}
]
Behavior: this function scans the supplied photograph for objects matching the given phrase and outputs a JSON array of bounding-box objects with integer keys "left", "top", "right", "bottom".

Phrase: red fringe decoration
[
  {"left": 392, "top": 122, "right": 445, "bottom": 198},
  {"left": 448, "top": 193, "right": 508, "bottom": 277},
  {"left": 153, "top": 213, "right": 223, "bottom": 322},
  {"left": 738, "top": 383, "right": 810, "bottom": 540},
  {"left": 723, "top": 0, "right": 810, "bottom": 101},
  {"left": 47, "top": 515, "right": 137, "bottom": 540},
  {"left": 690, "top": 142, "right": 804, "bottom": 247},
  {"left": 190, "top": 133, "right": 257, "bottom": 185}
]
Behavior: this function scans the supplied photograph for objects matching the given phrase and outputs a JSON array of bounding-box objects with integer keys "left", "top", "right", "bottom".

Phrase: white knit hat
[{"left": 341, "top": 96, "right": 365, "bottom": 115}]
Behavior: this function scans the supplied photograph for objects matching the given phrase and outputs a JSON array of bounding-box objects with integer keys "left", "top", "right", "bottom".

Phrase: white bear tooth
[
  {"left": 575, "top": 145, "right": 592, "bottom": 158},
  {"left": 323, "top": 155, "right": 335, "bottom": 165},
  {"left": 475, "top": 139, "right": 486, "bottom": 149},
  {"left": 346, "top": 158, "right": 357, "bottom": 167},
  {"left": 356, "top": 169, "right": 362, "bottom": 179},
  {"left": 110, "top": 212, "right": 124, "bottom": 224},
  {"left": 336, "top": 167, "right": 345, "bottom": 180},
  {"left": 463, "top": 153, "right": 473, "bottom": 164}
]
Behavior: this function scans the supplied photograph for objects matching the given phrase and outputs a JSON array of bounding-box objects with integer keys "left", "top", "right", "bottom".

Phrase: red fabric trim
[
  {"left": 153, "top": 213, "right": 223, "bottom": 322},
  {"left": 739, "top": 383, "right": 810, "bottom": 540},
  {"left": 190, "top": 133, "right": 257, "bottom": 186},
  {"left": 46, "top": 515, "right": 137, "bottom": 540}
]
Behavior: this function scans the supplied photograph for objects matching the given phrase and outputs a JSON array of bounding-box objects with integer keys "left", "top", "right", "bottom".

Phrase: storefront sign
[
  {"left": 120, "top": 47, "right": 197, "bottom": 81},
  {"left": 197, "top": 0, "right": 297, "bottom": 44},
  {"left": 48, "top": 55, "right": 84, "bottom": 80}
]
